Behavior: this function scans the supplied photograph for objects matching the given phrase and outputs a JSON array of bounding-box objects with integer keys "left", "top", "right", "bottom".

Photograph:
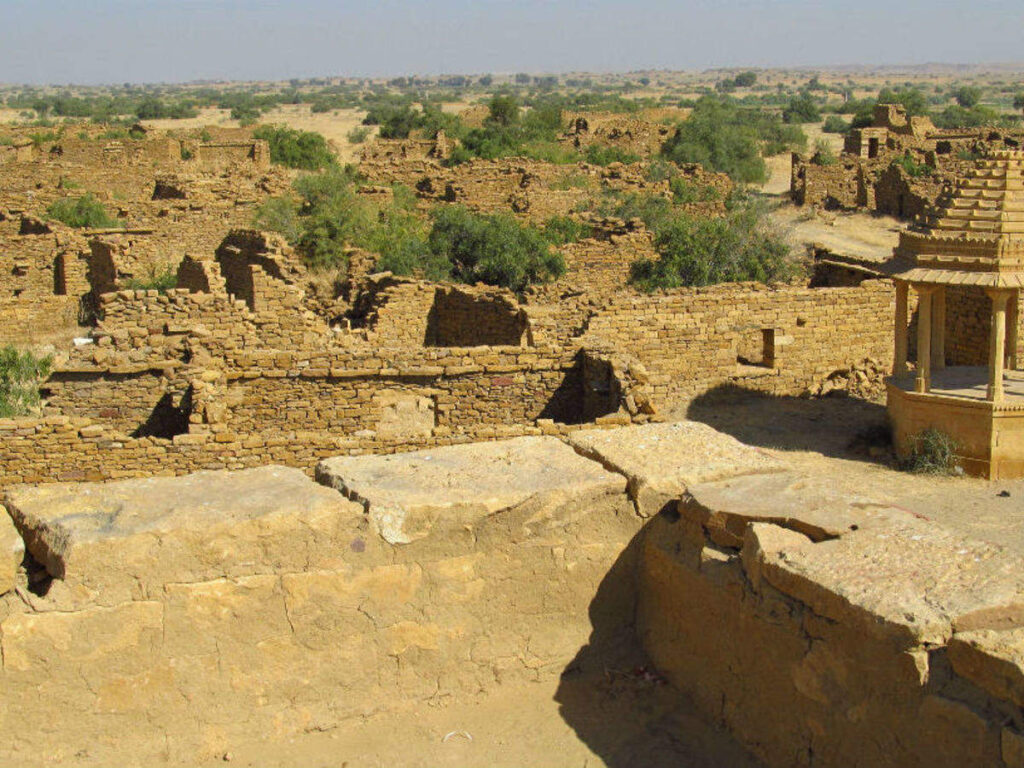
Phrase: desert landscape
[{"left": 3, "top": 4, "right": 1024, "bottom": 765}]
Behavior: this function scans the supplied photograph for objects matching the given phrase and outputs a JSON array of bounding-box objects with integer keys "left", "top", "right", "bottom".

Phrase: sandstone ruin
[{"left": 3, "top": 91, "right": 1024, "bottom": 768}]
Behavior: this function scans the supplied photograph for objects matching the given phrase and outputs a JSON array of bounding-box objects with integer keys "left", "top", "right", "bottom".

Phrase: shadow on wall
[
  {"left": 685, "top": 384, "right": 890, "bottom": 463},
  {"left": 554, "top": 525, "right": 764, "bottom": 768},
  {"left": 133, "top": 386, "right": 192, "bottom": 439}
]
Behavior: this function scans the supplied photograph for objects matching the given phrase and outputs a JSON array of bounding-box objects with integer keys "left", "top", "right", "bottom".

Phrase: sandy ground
[
  {"left": 770, "top": 204, "right": 904, "bottom": 265},
  {"left": 187, "top": 671, "right": 760, "bottom": 768}
]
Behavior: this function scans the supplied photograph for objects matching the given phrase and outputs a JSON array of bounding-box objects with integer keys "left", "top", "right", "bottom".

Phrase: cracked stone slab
[
  {"left": 682, "top": 471, "right": 918, "bottom": 548},
  {"left": 744, "top": 517, "right": 1024, "bottom": 649},
  {"left": 948, "top": 628, "right": 1024, "bottom": 709},
  {"left": 316, "top": 436, "right": 626, "bottom": 544},
  {"left": 3, "top": 466, "right": 364, "bottom": 609},
  {"left": 565, "top": 421, "right": 785, "bottom": 516}
]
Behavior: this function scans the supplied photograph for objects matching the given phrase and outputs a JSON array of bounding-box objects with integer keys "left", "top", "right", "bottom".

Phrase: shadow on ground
[
  {"left": 555, "top": 526, "right": 763, "bottom": 768},
  {"left": 685, "top": 384, "right": 892, "bottom": 463}
]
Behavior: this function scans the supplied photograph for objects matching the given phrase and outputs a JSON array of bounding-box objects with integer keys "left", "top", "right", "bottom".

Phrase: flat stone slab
[
  {"left": 565, "top": 421, "right": 784, "bottom": 515},
  {"left": 745, "top": 515, "right": 1024, "bottom": 648},
  {"left": 3, "top": 466, "right": 363, "bottom": 608},
  {"left": 317, "top": 436, "right": 626, "bottom": 544},
  {"left": 683, "top": 471, "right": 916, "bottom": 547}
]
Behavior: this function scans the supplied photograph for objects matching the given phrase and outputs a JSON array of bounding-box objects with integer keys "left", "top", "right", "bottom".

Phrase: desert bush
[
  {"left": 346, "top": 125, "right": 371, "bottom": 144},
  {"left": 891, "top": 153, "right": 933, "bottom": 178},
  {"left": 427, "top": 206, "right": 565, "bottom": 292},
  {"left": 46, "top": 194, "right": 118, "bottom": 228},
  {"left": 661, "top": 96, "right": 804, "bottom": 183},
  {"left": 252, "top": 125, "right": 335, "bottom": 170},
  {"left": 822, "top": 115, "right": 850, "bottom": 134},
  {"left": 542, "top": 215, "right": 588, "bottom": 246},
  {"left": 629, "top": 197, "right": 797, "bottom": 290},
  {"left": 782, "top": 93, "right": 821, "bottom": 124},
  {"left": 669, "top": 176, "right": 720, "bottom": 203},
  {"left": 811, "top": 140, "right": 838, "bottom": 166},
  {"left": 0, "top": 346, "right": 51, "bottom": 418},
  {"left": 901, "top": 427, "right": 960, "bottom": 475},
  {"left": 584, "top": 144, "right": 640, "bottom": 166}
]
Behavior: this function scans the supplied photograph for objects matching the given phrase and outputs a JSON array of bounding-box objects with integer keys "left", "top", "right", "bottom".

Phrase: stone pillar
[
  {"left": 987, "top": 289, "right": 1010, "bottom": 402},
  {"left": 931, "top": 286, "right": 946, "bottom": 370},
  {"left": 1008, "top": 290, "right": 1020, "bottom": 371},
  {"left": 915, "top": 285, "right": 932, "bottom": 394},
  {"left": 894, "top": 281, "right": 909, "bottom": 375}
]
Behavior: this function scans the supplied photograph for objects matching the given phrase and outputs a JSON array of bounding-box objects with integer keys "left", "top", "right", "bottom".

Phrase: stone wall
[
  {"left": 579, "top": 280, "right": 894, "bottom": 409},
  {"left": 639, "top": 470, "right": 1024, "bottom": 767}
]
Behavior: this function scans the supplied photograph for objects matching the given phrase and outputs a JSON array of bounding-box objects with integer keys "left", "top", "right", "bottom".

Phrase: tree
[
  {"left": 252, "top": 125, "right": 335, "bottom": 170},
  {"left": 733, "top": 71, "right": 757, "bottom": 88},
  {"left": 428, "top": 206, "right": 564, "bottom": 292},
  {"left": 487, "top": 94, "right": 520, "bottom": 126},
  {"left": 954, "top": 86, "right": 982, "bottom": 109}
]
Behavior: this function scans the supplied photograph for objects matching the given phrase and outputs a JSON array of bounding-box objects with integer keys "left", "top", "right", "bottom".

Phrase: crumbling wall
[
  {"left": 578, "top": 281, "right": 894, "bottom": 409},
  {"left": 639, "top": 475, "right": 1024, "bottom": 768},
  {"left": 791, "top": 157, "right": 861, "bottom": 208}
]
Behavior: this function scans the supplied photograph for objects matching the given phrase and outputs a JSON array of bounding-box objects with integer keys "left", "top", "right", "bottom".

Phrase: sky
[{"left": 1, "top": 0, "right": 1022, "bottom": 86}]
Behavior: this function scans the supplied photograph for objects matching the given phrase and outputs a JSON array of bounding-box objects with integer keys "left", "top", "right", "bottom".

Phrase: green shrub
[
  {"left": 347, "top": 125, "right": 371, "bottom": 144},
  {"left": 252, "top": 125, "right": 335, "bottom": 170},
  {"left": 629, "top": 197, "right": 797, "bottom": 290},
  {"left": 901, "top": 427, "right": 959, "bottom": 475},
  {"left": 0, "top": 346, "right": 51, "bottom": 418},
  {"left": 660, "top": 96, "right": 804, "bottom": 183},
  {"left": 46, "top": 194, "right": 118, "bottom": 228},
  {"left": 542, "top": 215, "right": 588, "bottom": 245},
  {"left": 812, "top": 140, "right": 838, "bottom": 166},
  {"left": 125, "top": 266, "right": 177, "bottom": 293},
  {"left": 584, "top": 144, "right": 640, "bottom": 166},
  {"left": 891, "top": 153, "right": 933, "bottom": 178},
  {"left": 822, "top": 115, "right": 850, "bottom": 134},
  {"left": 782, "top": 93, "right": 821, "bottom": 124},
  {"left": 428, "top": 206, "right": 565, "bottom": 292},
  {"left": 231, "top": 105, "right": 260, "bottom": 125},
  {"left": 669, "top": 176, "right": 720, "bottom": 203}
]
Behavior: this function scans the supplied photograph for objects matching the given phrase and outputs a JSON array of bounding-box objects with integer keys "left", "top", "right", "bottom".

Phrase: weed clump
[{"left": 901, "top": 427, "right": 960, "bottom": 475}]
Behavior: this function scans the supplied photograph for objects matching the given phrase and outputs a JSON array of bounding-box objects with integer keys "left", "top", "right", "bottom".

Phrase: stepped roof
[{"left": 896, "top": 150, "right": 1024, "bottom": 288}]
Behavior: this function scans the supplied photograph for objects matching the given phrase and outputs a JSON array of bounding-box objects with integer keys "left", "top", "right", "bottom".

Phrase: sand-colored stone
[
  {"left": 565, "top": 421, "right": 784, "bottom": 516},
  {"left": 0, "top": 510, "right": 24, "bottom": 595},
  {"left": 316, "top": 435, "right": 625, "bottom": 543},
  {"left": 747, "top": 515, "right": 1024, "bottom": 647},
  {"left": 682, "top": 470, "right": 913, "bottom": 547},
  {"left": 3, "top": 465, "right": 363, "bottom": 607},
  {"left": 948, "top": 628, "right": 1024, "bottom": 709}
]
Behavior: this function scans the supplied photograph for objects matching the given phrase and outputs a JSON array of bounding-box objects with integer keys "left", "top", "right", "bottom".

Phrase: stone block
[
  {"left": 316, "top": 436, "right": 625, "bottom": 544},
  {"left": 4, "top": 466, "right": 363, "bottom": 608}
]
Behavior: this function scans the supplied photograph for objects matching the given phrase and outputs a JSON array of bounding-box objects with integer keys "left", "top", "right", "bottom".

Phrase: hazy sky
[{"left": 1, "top": 0, "right": 1022, "bottom": 86}]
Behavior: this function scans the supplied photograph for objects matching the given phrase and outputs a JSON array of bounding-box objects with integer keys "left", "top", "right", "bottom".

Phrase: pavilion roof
[{"left": 895, "top": 150, "right": 1024, "bottom": 286}]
